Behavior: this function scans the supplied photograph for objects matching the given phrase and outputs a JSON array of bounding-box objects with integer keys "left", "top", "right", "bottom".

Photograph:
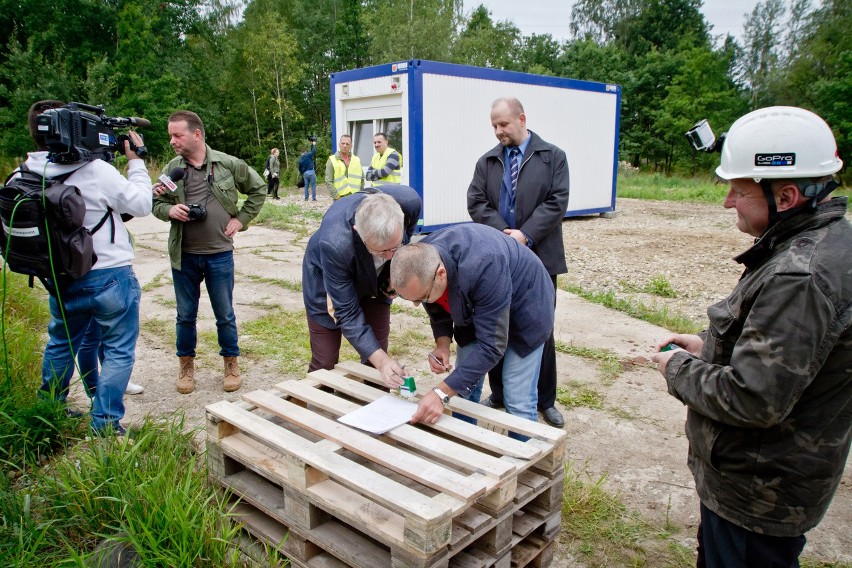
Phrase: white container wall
[{"left": 331, "top": 60, "right": 621, "bottom": 232}]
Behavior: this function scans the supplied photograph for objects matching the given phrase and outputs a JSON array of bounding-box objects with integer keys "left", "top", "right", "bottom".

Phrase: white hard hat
[{"left": 716, "top": 106, "right": 843, "bottom": 181}]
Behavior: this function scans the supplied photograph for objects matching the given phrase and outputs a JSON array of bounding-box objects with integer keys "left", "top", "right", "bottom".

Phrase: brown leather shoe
[
  {"left": 176, "top": 356, "right": 195, "bottom": 394},
  {"left": 223, "top": 356, "right": 241, "bottom": 392}
]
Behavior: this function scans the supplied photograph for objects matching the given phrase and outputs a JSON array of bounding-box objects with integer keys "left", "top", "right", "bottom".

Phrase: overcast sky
[{"left": 470, "top": 0, "right": 762, "bottom": 43}]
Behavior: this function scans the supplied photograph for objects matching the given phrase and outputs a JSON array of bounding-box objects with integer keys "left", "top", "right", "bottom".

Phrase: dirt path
[{"left": 75, "top": 195, "right": 850, "bottom": 565}]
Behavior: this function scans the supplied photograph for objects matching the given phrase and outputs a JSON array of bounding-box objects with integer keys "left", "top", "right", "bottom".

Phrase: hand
[
  {"left": 123, "top": 130, "right": 145, "bottom": 161},
  {"left": 428, "top": 347, "right": 452, "bottom": 374},
  {"left": 169, "top": 204, "right": 190, "bottom": 222},
  {"left": 650, "top": 333, "right": 702, "bottom": 375},
  {"left": 503, "top": 228, "right": 527, "bottom": 245},
  {"left": 153, "top": 182, "right": 169, "bottom": 198},
  {"left": 654, "top": 334, "right": 703, "bottom": 356},
  {"left": 409, "top": 391, "right": 446, "bottom": 425},
  {"left": 225, "top": 217, "right": 243, "bottom": 238}
]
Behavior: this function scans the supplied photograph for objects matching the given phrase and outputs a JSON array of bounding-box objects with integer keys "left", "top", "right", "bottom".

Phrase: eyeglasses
[
  {"left": 413, "top": 264, "right": 441, "bottom": 305},
  {"left": 366, "top": 240, "right": 403, "bottom": 256}
]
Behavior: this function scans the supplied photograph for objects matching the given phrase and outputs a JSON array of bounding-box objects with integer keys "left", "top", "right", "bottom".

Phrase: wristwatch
[{"left": 432, "top": 387, "right": 451, "bottom": 406}]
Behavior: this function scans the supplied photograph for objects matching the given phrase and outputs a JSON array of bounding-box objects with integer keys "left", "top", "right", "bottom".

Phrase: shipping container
[{"left": 330, "top": 59, "right": 621, "bottom": 232}]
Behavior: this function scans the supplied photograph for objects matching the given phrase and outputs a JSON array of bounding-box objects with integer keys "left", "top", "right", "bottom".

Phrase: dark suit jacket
[
  {"left": 421, "top": 224, "right": 554, "bottom": 397},
  {"left": 467, "top": 131, "right": 570, "bottom": 275},
  {"left": 302, "top": 185, "right": 422, "bottom": 359}
]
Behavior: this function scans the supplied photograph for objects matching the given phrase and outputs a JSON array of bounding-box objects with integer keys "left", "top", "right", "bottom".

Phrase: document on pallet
[{"left": 337, "top": 394, "right": 417, "bottom": 434}]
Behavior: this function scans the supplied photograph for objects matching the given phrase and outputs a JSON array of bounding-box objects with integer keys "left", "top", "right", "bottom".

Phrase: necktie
[{"left": 510, "top": 147, "right": 521, "bottom": 192}]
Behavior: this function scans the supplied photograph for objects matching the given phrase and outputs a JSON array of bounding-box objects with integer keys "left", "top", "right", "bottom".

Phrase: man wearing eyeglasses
[
  {"left": 302, "top": 185, "right": 422, "bottom": 384},
  {"left": 389, "top": 224, "right": 554, "bottom": 436}
]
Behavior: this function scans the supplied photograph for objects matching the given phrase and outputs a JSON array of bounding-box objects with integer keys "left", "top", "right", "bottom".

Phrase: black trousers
[
  {"left": 696, "top": 503, "right": 806, "bottom": 568},
  {"left": 306, "top": 298, "right": 390, "bottom": 372},
  {"left": 267, "top": 176, "right": 279, "bottom": 198},
  {"left": 487, "top": 274, "right": 557, "bottom": 410}
]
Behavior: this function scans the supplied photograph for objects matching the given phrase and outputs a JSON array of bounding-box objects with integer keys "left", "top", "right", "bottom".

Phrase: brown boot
[
  {"left": 176, "top": 356, "right": 195, "bottom": 394},
  {"left": 223, "top": 356, "right": 241, "bottom": 392}
]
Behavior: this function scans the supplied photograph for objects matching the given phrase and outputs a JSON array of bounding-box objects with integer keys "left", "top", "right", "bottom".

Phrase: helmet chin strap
[{"left": 760, "top": 177, "right": 841, "bottom": 230}]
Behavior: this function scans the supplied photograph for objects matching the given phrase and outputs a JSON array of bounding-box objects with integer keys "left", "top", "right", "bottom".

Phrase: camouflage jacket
[{"left": 665, "top": 197, "right": 852, "bottom": 537}]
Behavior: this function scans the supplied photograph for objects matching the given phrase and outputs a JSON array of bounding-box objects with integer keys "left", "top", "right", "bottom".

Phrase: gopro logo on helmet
[{"left": 755, "top": 153, "right": 796, "bottom": 167}]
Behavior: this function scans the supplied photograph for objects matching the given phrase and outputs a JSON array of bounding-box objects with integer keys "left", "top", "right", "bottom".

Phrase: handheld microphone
[{"left": 158, "top": 167, "right": 185, "bottom": 192}]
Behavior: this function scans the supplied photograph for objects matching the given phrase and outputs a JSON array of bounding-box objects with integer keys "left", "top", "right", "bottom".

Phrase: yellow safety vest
[
  {"left": 370, "top": 147, "right": 402, "bottom": 185},
  {"left": 330, "top": 154, "right": 363, "bottom": 198}
]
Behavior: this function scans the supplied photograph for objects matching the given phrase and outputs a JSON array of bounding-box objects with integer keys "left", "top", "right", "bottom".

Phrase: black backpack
[{"left": 0, "top": 163, "right": 113, "bottom": 287}]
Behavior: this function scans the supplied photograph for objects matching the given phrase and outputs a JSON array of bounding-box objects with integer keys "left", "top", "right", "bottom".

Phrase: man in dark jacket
[
  {"left": 467, "top": 97, "right": 569, "bottom": 427},
  {"left": 390, "top": 224, "right": 554, "bottom": 438},
  {"left": 651, "top": 106, "right": 851, "bottom": 567},
  {"left": 303, "top": 185, "right": 421, "bottom": 385}
]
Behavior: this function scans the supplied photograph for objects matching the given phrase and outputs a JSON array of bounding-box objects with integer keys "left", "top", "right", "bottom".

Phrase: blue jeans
[
  {"left": 40, "top": 266, "right": 141, "bottom": 432},
  {"left": 456, "top": 341, "right": 543, "bottom": 440},
  {"left": 172, "top": 250, "right": 239, "bottom": 358},
  {"left": 77, "top": 319, "right": 103, "bottom": 397},
  {"left": 303, "top": 171, "right": 317, "bottom": 200}
]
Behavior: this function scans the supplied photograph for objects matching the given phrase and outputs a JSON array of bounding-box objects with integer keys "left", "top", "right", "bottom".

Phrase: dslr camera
[
  {"left": 186, "top": 203, "right": 207, "bottom": 222},
  {"left": 36, "top": 102, "right": 150, "bottom": 164}
]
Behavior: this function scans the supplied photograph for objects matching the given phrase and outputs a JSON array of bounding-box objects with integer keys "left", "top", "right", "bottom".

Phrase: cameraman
[
  {"left": 152, "top": 110, "right": 266, "bottom": 395},
  {"left": 25, "top": 100, "right": 152, "bottom": 436}
]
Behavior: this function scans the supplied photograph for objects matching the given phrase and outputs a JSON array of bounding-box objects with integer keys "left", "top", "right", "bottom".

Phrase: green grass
[
  {"left": 618, "top": 173, "right": 728, "bottom": 203},
  {"left": 243, "top": 272, "right": 302, "bottom": 293},
  {"left": 561, "top": 282, "right": 703, "bottom": 335},
  {"left": 561, "top": 461, "right": 693, "bottom": 567},
  {"left": 555, "top": 341, "right": 623, "bottom": 384},
  {"left": 0, "top": 416, "right": 259, "bottom": 566},
  {"left": 556, "top": 382, "right": 604, "bottom": 410},
  {"left": 642, "top": 275, "right": 678, "bottom": 298},
  {"left": 253, "top": 200, "right": 324, "bottom": 237}
]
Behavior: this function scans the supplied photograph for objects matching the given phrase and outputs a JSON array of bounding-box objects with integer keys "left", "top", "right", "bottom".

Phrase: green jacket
[
  {"left": 153, "top": 145, "right": 267, "bottom": 269},
  {"left": 665, "top": 197, "right": 852, "bottom": 537}
]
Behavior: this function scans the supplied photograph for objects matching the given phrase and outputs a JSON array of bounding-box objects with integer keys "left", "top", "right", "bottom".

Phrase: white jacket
[{"left": 22, "top": 152, "right": 152, "bottom": 270}]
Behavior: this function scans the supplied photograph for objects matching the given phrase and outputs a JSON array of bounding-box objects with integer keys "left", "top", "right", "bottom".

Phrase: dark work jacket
[
  {"left": 421, "top": 224, "right": 554, "bottom": 397},
  {"left": 302, "top": 185, "right": 422, "bottom": 359},
  {"left": 467, "top": 131, "right": 570, "bottom": 275},
  {"left": 665, "top": 198, "right": 852, "bottom": 537}
]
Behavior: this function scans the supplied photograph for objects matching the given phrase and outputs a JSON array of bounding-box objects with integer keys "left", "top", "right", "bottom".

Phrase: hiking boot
[
  {"left": 177, "top": 356, "right": 195, "bottom": 394},
  {"left": 125, "top": 382, "right": 144, "bottom": 395},
  {"left": 223, "top": 356, "right": 241, "bottom": 392}
]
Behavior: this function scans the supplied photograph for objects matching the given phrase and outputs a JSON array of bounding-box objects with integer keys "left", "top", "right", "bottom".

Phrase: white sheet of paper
[{"left": 337, "top": 395, "right": 418, "bottom": 435}]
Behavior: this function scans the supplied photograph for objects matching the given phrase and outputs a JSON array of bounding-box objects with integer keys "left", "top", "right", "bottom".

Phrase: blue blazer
[
  {"left": 302, "top": 185, "right": 421, "bottom": 359},
  {"left": 421, "top": 224, "right": 554, "bottom": 396}
]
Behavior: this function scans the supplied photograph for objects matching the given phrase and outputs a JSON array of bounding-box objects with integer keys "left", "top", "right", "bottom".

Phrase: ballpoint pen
[{"left": 428, "top": 352, "right": 450, "bottom": 372}]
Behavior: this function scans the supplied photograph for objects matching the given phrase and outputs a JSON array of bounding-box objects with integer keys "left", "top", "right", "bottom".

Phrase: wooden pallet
[{"left": 206, "top": 362, "right": 567, "bottom": 568}]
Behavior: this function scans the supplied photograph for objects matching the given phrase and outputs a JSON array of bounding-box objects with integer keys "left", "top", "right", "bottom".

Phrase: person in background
[
  {"left": 467, "top": 97, "right": 569, "bottom": 428},
  {"left": 325, "top": 134, "right": 364, "bottom": 200},
  {"left": 265, "top": 147, "right": 280, "bottom": 200},
  {"left": 153, "top": 110, "right": 266, "bottom": 395},
  {"left": 650, "top": 106, "right": 851, "bottom": 568},
  {"left": 366, "top": 132, "right": 402, "bottom": 187},
  {"left": 298, "top": 138, "right": 317, "bottom": 201}
]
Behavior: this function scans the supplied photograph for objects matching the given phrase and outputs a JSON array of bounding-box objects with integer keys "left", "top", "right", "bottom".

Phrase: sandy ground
[{"left": 65, "top": 194, "right": 851, "bottom": 565}]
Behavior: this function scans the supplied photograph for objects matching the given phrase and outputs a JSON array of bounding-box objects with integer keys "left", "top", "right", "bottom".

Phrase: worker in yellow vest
[
  {"left": 324, "top": 134, "right": 364, "bottom": 200},
  {"left": 366, "top": 132, "right": 402, "bottom": 186}
]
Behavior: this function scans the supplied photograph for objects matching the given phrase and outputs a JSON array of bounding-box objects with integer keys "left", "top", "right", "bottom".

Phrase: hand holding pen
[{"left": 428, "top": 351, "right": 452, "bottom": 373}]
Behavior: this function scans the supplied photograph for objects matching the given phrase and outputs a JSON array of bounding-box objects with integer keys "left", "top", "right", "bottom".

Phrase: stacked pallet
[{"left": 206, "top": 361, "right": 567, "bottom": 568}]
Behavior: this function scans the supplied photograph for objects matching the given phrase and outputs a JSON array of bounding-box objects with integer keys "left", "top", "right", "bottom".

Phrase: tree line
[{"left": 0, "top": 0, "right": 848, "bottom": 176}]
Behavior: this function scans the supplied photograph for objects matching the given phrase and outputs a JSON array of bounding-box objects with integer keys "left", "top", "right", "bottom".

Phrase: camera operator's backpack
[{"left": 0, "top": 164, "right": 112, "bottom": 287}]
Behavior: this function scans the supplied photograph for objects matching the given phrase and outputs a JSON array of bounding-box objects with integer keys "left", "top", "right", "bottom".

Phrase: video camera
[
  {"left": 36, "top": 102, "right": 151, "bottom": 164},
  {"left": 685, "top": 119, "right": 725, "bottom": 153}
]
